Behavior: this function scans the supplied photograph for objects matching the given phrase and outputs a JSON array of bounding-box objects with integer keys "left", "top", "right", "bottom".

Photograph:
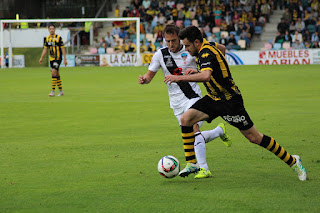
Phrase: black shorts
[
  {"left": 191, "top": 95, "right": 254, "bottom": 130},
  {"left": 50, "top": 60, "right": 62, "bottom": 71}
]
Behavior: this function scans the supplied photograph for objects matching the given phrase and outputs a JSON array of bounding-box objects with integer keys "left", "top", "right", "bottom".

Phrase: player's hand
[
  {"left": 185, "top": 68, "right": 198, "bottom": 75},
  {"left": 139, "top": 75, "right": 146, "bottom": 84},
  {"left": 39, "top": 58, "right": 42, "bottom": 64},
  {"left": 164, "top": 75, "right": 179, "bottom": 85},
  {"left": 64, "top": 59, "right": 68, "bottom": 66}
]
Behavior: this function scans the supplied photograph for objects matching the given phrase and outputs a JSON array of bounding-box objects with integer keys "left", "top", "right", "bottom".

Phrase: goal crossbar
[{"left": 0, "top": 17, "right": 141, "bottom": 68}]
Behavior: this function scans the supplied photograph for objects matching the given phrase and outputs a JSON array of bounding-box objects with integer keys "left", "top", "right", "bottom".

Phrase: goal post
[{"left": 0, "top": 17, "right": 141, "bottom": 68}]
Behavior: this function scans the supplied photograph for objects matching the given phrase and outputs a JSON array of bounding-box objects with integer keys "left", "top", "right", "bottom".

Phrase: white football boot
[
  {"left": 291, "top": 155, "right": 307, "bottom": 181},
  {"left": 49, "top": 91, "right": 55, "bottom": 97},
  {"left": 179, "top": 163, "right": 200, "bottom": 177}
]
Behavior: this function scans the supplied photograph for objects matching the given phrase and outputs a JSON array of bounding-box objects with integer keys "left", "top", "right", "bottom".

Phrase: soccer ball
[{"left": 157, "top": 155, "right": 180, "bottom": 178}]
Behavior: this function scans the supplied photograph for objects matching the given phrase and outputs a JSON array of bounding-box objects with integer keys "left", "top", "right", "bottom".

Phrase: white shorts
[{"left": 173, "top": 97, "right": 204, "bottom": 127}]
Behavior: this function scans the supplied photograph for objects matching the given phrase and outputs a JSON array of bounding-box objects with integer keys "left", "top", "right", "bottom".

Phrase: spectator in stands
[
  {"left": 274, "top": 0, "right": 284, "bottom": 10},
  {"left": 123, "top": 7, "right": 131, "bottom": 17},
  {"left": 303, "top": 30, "right": 312, "bottom": 44},
  {"left": 277, "top": 18, "right": 289, "bottom": 34},
  {"left": 154, "top": 22, "right": 163, "bottom": 34},
  {"left": 219, "top": 34, "right": 227, "bottom": 47},
  {"left": 252, "top": 2, "right": 261, "bottom": 20},
  {"left": 119, "top": 28, "right": 128, "bottom": 39},
  {"left": 114, "top": 40, "right": 123, "bottom": 53},
  {"left": 295, "top": 18, "right": 305, "bottom": 33},
  {"left": 158, "top": 12, "right": 167, "bottom": 25},
  {"left": 125, "top": 40, "right": 137, "bottom": 53},
  {"left": 316, "top": 17, "right": 320, "bottom": 32},
  {"left": 311, "top": 41, "right": 319, "bottom": 48},
  {"left": 130, "top": 6, "right": 140, "bottom": 17},
  {"left": 172, "top": 5, "right": 178, "bottom": 21},
  {"left": 282, "top": 8, "right": 292, "bottom": 24},
  {"left": 167, "top": 0, "right": 175, "bottom": 9},
  {"left": 147, "top": 41, "right": 155, "bottom": 52},
  {"left": 226, "top": 33, "right": 238, "bottom": 49},
  {"left": 105, "top": 32, "right": 114, "bottom": 47},
  {"left": 99, "top": 37, "right": 107, "bottom": 48},
  {"left": 139, "top": 5, "right": 147, "bottom": 22},
  {"left": 292, "top": 30, "right": 303, "bottom": 43},
  {"left": 112, "top": 24, "right": 121, "bottom": 36},
  {"left": 309, "top": 9, "right": 318, "bottom": 25},
  {"left": 155, "top": 27, "right": 164, "bottom": 42},
  {"left": 311, "top": 31, "right": 319, "bottom": 43},
  {"left": 235, "top": 1, "right": 243, "bottom": 14},
  {"left": 243, "top": 2, "right": 252, "bottom": 13},
  {"left": 145, "top": 6, "right": 156, "bottom": 21},
  {"left": 284, "top": 30, "right": 292, "bottom": 44},
  {"left": 142, "top": 0, "right": 151, "bottom": 10},
  {"left": 289, "top": 21, "right": 296, "bottom": 34},
  {"left": 291, "top": 9, "right": 299, "bottom": 24},
  {"left": 302, "top": 9, "right": 311, "bottom": 26},
  {"left": 292, "top": 39, "right": 305, "bottom": 49},
  {"left": 220, "top": 20, "right": 228, "bottom": 31},
  {"left": 140, "top": 41, "right": 148, "bottom": 53},
  {"left": 224, "top": 11, "right": 232, "bottom": 25},
  {"left": 209, "top": 33, "right": 219, "bottom": 43},
  {"left": 310, "top": 0, "right": 319, "bottom": 13},
  {"left": 260, "top": 0, "right": 271, "bottom": 22},
  {"left": 177, "top": 7, "right": 185, "bottom": 21},
  {"left": 240, "top": 29, "right": 251, "bottom": 47},
  {"left": 227, "top": 20, "right": 236, "bottom": 32},
  {"left": 127, "top": 22, "right": 137, "bottom": 35},
  {"left": 150, "top": 0, "right": 159, "bottom": 10},
  {"left": 145, "top": 21, "right": 154, "bottom": 34},
  {"left": 214, "top": 5, "right": 222, "bottom": 26},
  {"left": 273, "top": 31, "right": 285, "bottom": 44},
  {"left": 115, "top": 5, "right": 120, "bottom": 17}
]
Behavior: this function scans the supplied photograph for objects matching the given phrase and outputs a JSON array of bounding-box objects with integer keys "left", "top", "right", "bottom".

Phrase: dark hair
[
  {"left": 48, "top": 23, "right": 55, "bottom": 28},
  {"left": 163, "top": 24, "right": 180, "bottom": 36},
  {"left": 178, "top": 25, "right": 203, "bottom": 43}
]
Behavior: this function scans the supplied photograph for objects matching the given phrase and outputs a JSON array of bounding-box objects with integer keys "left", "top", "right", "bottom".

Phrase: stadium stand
[
  {"left": 96, "top": 0, "right": 296, "bottom": 53},
  {"left": 268, "top": 0, "right": 320, "bottom": 50}
]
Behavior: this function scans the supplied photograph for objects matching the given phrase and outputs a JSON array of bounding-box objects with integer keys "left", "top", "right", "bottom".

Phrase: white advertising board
[
  {"left": 226, "top": 51, "right": 258, "bottom": 65},
  {"left": 12, "top": 55, "right": 25, "bottom": 68},
  {"left": 99, "top": 53, "right": 136, "bottom": 67},
  {"left": 258, "top": 49, "right": 313, "bottom": 65}
]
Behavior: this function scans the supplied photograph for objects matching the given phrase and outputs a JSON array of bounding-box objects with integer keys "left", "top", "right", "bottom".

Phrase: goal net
[{"left": 0, "top": 17, "right": 141, "bottom": 68}]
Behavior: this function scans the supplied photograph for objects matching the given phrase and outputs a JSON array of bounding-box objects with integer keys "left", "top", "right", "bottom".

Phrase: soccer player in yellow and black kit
[
  {"left": 39, "top": 23, "right": 67, "bottom": 97},
  {"left": 164, "top": 25, "right": 307, "bottom": 181}
]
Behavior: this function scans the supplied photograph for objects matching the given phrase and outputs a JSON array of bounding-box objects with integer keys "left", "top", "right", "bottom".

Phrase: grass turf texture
[{"left": 0, "top": 65, "right": 320, "bottom": 212}]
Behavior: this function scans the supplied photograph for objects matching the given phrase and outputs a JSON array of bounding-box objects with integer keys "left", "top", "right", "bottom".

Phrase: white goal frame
[{"left": 0, "top": 17, "right": 141, "bottom": 68}]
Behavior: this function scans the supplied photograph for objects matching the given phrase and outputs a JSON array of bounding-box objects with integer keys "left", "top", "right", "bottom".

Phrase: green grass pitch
[{"left": 0, "top": 65, "right": 320, "bottom": 212}]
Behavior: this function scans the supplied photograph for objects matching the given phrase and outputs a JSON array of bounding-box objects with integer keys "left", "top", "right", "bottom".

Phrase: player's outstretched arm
[
  {"left": 164, "top": 69, "right": 212, "bottom": 84},
  {"left": 184, "top": 68, "right": 198, "bottom": 75},
  {"left": 139, "top": 70, "right": 156, "bottom": 84},
  {"left": 39, "top": 48, "right": 48, "bottom": 64},
  {"left": 62, "top": 47, "right": 68, "bottom": 66}
]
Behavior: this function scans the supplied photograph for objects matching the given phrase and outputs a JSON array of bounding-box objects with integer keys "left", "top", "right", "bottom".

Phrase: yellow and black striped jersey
[
  {"left": 44, "top": 34, "right": 64, "bottom": 61},
  {"left": 196, "top": 39, "right": 241, "bottom": 101}
]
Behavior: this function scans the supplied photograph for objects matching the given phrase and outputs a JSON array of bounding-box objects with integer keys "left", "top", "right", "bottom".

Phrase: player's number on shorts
[{"left": 173, "top": 68, "right": 182, "bottom": 75}]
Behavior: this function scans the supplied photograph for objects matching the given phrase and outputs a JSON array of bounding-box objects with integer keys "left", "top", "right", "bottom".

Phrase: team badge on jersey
[
  {"left": 201, "top": 53, "right": 209, "bottom": 58},
  {"left": 181, "top": 53, "right": 187, "bottom": 60}
]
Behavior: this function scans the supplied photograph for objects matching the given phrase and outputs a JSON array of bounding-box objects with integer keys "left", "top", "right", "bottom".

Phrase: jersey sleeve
[
  {"left": 58, "top": 36, "right": 65, "bottom": 47},
  {"left": 43, "top": 37, "right": 49, "bottom": 48},
  {"left": 148, "top": 50, "right": 161, "bottom": 72}
]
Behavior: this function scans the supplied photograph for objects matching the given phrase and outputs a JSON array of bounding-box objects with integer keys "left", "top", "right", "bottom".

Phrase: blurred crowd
[
  {"left": 96, "top": 0, "right": 282, "bottom": 53},
  {"left": 271, "top": 0, "right": 320, "bottom": 49}
]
